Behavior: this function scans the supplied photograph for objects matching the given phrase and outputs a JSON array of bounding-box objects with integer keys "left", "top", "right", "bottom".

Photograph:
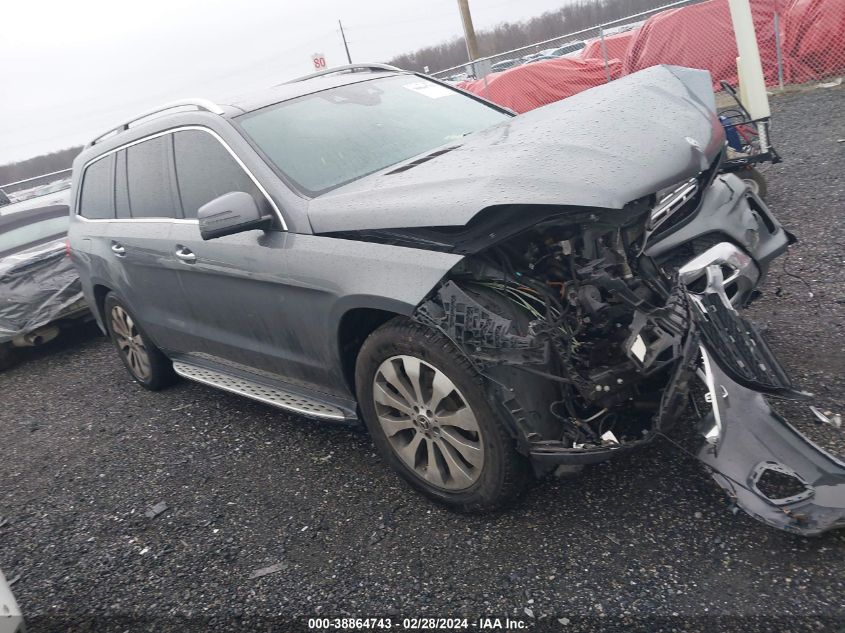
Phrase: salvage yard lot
[{"left": 1, "top": 86, "right": 843, "bottom": 632}]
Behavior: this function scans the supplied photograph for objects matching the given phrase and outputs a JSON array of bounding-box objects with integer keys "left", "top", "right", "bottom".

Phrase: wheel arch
[
  {"left": 337, "top": 307, "right": 400, "bottom": 395},
  {"left": 92, "top": 283, "right": 113, "bottom": 333}
]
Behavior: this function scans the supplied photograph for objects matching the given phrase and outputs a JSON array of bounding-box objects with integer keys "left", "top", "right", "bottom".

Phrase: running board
[{"left": 172, "top": 361, "right": 348, "bottom": 421}]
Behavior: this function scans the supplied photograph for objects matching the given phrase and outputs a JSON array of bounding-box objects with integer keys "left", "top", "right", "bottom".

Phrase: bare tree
[{"left": 387, "top": 0, "right": 676, "bottom": 72}]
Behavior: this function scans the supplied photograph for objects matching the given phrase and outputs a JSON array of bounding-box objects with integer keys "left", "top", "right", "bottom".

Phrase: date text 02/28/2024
[{"left": 307, "top": 617, "right": 530, "bottom": 630}]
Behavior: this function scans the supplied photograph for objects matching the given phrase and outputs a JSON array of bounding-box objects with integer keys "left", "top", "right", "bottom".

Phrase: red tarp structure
[
  {"left": 458, "top": 57, "right": 621, "bottom": 113},
  {"left": 456, "top": 0, "right": 844, "bottom": 114},
  {"left": 622, "top": 0, "right": 781, "bottom": 88},
  {"left": 581, "top": 29, "right": 638, "bottom": 62},
  {"left": 781, "top": 0, "right": 845, "bottom": 82}
]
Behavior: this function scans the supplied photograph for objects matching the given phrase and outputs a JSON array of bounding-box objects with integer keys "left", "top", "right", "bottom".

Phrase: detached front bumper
[
  {"left": 690, "top": 266, "right": 845, "bottom": 536},
  {"left": 697, "top": 349, "right": 845, "bottom": 535}
]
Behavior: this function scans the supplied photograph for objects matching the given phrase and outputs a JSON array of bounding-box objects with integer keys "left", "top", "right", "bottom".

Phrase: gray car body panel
[
  {"left": 307, "top": 65, "right": 723, "bottom": 233},
  {"left": 69, "top": 65, "right": 845, "bottom": 535},
  {"left": 162, "top": 226, "right": 460, "bottom": 398}
]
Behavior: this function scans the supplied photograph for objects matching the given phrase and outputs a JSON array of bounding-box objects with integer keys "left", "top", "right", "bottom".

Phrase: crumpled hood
[{"left": 308, "top": 65, "right": 724, "bottom": 234}]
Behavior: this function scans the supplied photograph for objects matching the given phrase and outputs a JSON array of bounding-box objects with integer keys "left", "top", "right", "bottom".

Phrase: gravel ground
[{"left": 1, "top": 86, "right": 844, "bottom": 633}]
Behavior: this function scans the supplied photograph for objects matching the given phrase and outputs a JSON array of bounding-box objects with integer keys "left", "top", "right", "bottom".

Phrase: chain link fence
[
  {"left": 0, "top": 169, "right": 72, "bottom": 206},
  {"left": 432, "top": 0, "right": 844, "bottom": 113}
]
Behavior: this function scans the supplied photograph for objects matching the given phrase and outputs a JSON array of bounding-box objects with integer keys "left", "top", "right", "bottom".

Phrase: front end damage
[{"left": 409, "top": 186, "right": 844, "bottom": 536}]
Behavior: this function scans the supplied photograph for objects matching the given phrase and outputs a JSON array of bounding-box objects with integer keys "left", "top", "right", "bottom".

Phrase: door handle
[
  {"left": 174, "top": 245, "right": 197, "bottom": 263},
  {"left": 110, "top": 242, "right": 126, "bottom": 257}
]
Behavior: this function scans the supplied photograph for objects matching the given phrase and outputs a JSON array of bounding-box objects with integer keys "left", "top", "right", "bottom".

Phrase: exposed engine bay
[
  {"left": 415, "top": 203, "right": 695, "bottom": 464},
  {"left": 413, "top": 193, "right": 845, "bottom": 536}
]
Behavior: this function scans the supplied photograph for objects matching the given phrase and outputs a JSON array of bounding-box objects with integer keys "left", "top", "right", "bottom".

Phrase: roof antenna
[{"left": 339, "top": 20, "right": 352, "bottom": 64}]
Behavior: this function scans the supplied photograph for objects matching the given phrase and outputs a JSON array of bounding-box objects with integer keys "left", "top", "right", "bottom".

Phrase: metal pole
[
  {"left": 339, "top": 20, "right": 352, "bottom": 64},
  {"left": 457, "top": 0, "right": 480, "bottom": 62},
  {"left": 773, "top": 12, "right": 785, "bottom": 90},
  {"left": 598, "top": 27, "right": 612, "bottom": 83},
  {"left": 727, "top": 0, "right": 770, "bottom": 119}
]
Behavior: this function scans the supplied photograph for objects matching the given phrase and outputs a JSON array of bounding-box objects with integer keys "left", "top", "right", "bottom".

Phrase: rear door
[{"left": 105, "top": 135, "right": 193, "bottom": 352}]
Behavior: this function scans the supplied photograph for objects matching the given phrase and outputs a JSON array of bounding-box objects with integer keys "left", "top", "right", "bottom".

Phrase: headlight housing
[{"left": 647, "top": 178, "right": 699, "bottom": 233}]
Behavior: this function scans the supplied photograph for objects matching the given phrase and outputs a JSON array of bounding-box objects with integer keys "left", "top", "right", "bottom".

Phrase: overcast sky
[{"left": 0, "top": 0, "right": 567, "bottom": 165}]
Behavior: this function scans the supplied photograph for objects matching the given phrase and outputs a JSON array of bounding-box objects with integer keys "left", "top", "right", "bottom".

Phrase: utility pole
[
  {"left": 457, "top": 0, "right": 480, "bottom": 62},
  {"left": 339, "top": 19, "right": 352, "bottom": 64}
]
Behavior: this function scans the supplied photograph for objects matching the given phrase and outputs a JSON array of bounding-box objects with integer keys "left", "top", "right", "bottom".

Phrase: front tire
[
  {"left": 355, "top": 318, "right": 530, "bottom": 512},
  {"left": 742, "top": 167, "right": 768, "bottom": 200},
  {"left": 104, "top": 292, "right": 177, "bottom": 391}
]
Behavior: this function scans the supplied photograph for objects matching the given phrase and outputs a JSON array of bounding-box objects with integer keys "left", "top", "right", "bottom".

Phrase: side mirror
[{"left": 197, "top": 191, "right": 272, "bottom": 240}]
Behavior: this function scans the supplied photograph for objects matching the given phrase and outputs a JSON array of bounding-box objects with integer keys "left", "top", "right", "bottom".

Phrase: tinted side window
[
  {"left": 79, "top": 155, "right": 115, "bottom": 219},
  {"left": 126, "top": 135, "right": 179, "bottom": 218},
  {"left": 114, "top": 149, "right": 131, "bottom": 219},
  {"left": 172, "top": 130, "right": 265, "bottom": 219}
]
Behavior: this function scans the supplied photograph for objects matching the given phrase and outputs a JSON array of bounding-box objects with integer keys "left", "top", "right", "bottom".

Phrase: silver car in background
[{"left": 0, "top": 193, "right": 88, "bottom": 370}]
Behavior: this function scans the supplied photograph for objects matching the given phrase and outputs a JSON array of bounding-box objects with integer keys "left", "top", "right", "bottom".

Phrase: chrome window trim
[
  {"left": 76, "top": 125, "right": 287, "bottom": 230},
  {"left": 76, "top": 216, "right": 199, "bottom": 225}
]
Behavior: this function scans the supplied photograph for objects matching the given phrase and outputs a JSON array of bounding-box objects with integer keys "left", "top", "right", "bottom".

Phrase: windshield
[
  {"left": 0, "top": 213, "right": 68, "bottom": 257},
  {"left": 238, "top": 75, "right": 510, "bottom": 196}
]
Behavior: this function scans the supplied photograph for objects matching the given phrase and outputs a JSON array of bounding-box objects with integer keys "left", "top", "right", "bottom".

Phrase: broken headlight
[{"left": 647, "top": 177, "right": 699, "bottom": 234}]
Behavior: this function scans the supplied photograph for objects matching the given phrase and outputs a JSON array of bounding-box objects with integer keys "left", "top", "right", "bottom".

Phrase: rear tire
[
  {"left": 104, "top": 292, "right": 177, "bottom": 391},
  {"left": 355, "top": 318, "right": 530, "bottom": 512}
]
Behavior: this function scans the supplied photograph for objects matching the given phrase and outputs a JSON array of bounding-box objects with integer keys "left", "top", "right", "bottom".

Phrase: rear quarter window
[{"left": 79, "top": 155, "right": 115, "bottom": 219}]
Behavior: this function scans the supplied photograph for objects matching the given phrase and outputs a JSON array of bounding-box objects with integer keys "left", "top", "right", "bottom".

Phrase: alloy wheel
[
  {"left": 110, "top": 305, "right": 152, "bottom": 382},
  {"left": 372, "top": 355, "right": 484, "bottom": 491}
]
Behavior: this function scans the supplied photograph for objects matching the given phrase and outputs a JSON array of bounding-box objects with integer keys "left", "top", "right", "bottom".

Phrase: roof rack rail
[
  {"left": 284, "top": 63, "right": 402, "bottom": 85},
  {"left": 87, "top": 98, "right": 225, "bottom": 147}
]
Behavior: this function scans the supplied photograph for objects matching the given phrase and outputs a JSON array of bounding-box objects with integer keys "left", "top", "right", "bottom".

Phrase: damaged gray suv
[{"left": 69, "top": 64, "right": 845, "bottom": 535}]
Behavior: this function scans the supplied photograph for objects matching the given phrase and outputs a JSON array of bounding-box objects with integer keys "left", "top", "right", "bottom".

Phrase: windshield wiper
[{"left": 385, "top": 145, "right": 460, "bottom": 175}]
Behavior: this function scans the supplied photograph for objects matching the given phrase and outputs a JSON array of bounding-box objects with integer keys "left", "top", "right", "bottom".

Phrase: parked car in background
[
  {"left": 443, "top": 72, "right": 469, "bottom": 83},
  {"left": 526, "top": 54, "right": 558, "bottom": 64},
  {"left": 490, "top": 58, "right": 520, "bottom": 72},
  {"left": 1, "top": 186, "right": 71, "bottom": 216},
  {"left": 549, "top": 40, "right": 586, "bottom": 57},
  {"left": 67, "top": 63, "right": 844, "bottom": 536},
  {"left": 0, "top": 191, "right": 89, "bottom": 370}
]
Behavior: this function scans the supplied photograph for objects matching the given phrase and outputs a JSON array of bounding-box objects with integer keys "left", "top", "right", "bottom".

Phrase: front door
[{"left": 163, "top": 128, "right": 324, "bottom": 390}]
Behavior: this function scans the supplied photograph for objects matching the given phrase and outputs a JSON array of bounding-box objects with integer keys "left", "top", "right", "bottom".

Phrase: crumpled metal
[{"left": 0, "top": 238, "right": 85, "bottom": 343}]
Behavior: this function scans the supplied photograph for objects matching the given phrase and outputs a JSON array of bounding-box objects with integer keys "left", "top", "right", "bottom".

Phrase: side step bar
[{"left": 172, "top": 361, "right": 349, "bottom": 421}]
